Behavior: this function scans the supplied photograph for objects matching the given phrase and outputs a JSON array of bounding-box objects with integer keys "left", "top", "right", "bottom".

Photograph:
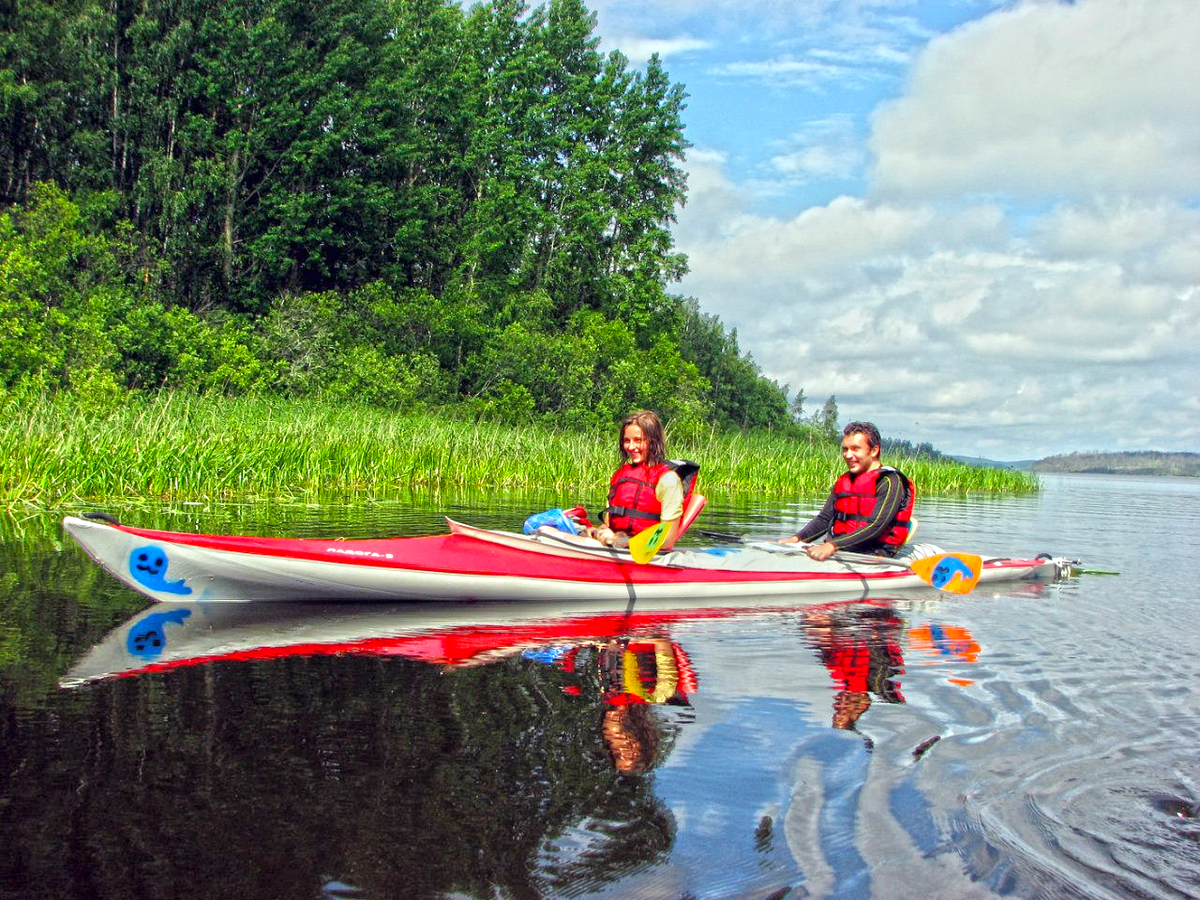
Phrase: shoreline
[{"left": 0, "top": 392, "right": 1039, "bottom": 509}]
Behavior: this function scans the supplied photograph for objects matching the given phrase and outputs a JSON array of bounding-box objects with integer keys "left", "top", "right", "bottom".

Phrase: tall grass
[{"left": 0, "top": 392, "right": 1038, "bottom": 510}]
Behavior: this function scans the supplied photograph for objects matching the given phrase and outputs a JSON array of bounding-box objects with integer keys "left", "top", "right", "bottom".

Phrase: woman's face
[{"left": 622, "top": 423, "right": 649, "bottom": 465}]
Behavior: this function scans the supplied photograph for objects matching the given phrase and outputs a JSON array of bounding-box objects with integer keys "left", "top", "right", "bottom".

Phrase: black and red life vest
[
  {"left": 820, "top": 630, "right": 905, "bottom": 702},
  {"left": 605, "top": 459, "right": 698, "bottom": 535},
  {"left": 830, "top": 466, "right": 915, "bottom": 551}
]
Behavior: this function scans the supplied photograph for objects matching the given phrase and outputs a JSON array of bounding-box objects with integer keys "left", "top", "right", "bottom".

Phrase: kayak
[
  {"left": 60, "top": 593, "right": 992, "bottom": 689},
  {"left": 62, "top": 513, "right": 1071, "bottom": 604},
  {"left": 57, "top": 595, "right": 795, "bottom": 687}
]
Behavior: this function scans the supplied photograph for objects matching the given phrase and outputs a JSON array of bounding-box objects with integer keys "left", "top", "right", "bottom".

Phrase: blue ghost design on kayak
[
  {"left": 930, "top": 556, "right": 974, "bottom": 589},
  {"left": 126, "top": 608, "right": 193, "bottom": 658},
  {"left": 129, "top": 544, "right": 193, "bottom": 595}
]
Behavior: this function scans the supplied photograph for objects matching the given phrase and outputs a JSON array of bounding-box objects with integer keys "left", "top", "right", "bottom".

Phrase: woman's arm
[{"left": 654, "top": 470, "right": 684, "bottom": 548}]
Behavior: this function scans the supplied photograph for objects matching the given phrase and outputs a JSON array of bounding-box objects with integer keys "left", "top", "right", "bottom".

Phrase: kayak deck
[{"left": 63, "top": 514, "right": 1069, "bottom": 604}]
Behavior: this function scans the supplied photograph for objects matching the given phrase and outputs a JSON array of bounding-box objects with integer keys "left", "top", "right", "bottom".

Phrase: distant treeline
[
  {"left": 883, "top": 439, "right": 946, "bottom": 461},
  {"left": 0, "top": 0, "right": 829, "bottom": 439},
  {"left": 1032, "top": 451, "right": 1200, "bottom": 477}
]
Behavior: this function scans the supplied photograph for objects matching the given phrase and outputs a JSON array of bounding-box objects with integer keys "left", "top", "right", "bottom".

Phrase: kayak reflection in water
[
  {"left": 801, "top": 601, "right": 906, "bottom": 734},
  {"left": 526, "top": 634, "right": 697, "bottom": 774}
]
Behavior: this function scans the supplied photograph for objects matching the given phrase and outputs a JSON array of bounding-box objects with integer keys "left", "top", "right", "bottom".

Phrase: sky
[{"left": 586, "top": 0, "right": 1199, "bottom": 460}]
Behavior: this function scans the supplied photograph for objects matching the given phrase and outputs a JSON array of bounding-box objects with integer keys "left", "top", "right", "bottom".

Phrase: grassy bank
[{"left": 0, "top": 393, "right": 1037, "bottom": 510}]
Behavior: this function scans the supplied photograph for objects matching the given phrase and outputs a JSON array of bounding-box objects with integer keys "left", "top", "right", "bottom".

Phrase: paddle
[
  {"left": 783, "top": 546, "right": 983, "bottom": 594},
  {"left": 628, "top": 520, "right": 671, "bottom": 564},
  {"left": 809, "top": 547, "right": 985, "bottom": 594},
  {"left": 904, "top": 552, "right": 983, "bottom": 594},
  {"left": 696, "top": 530, "right": 984, "bottom": 593}
]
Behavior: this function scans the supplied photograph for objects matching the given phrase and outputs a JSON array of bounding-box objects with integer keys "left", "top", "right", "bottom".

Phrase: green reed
[{"left": 0, "top": 392, "right": 1037, "bottom": 510}]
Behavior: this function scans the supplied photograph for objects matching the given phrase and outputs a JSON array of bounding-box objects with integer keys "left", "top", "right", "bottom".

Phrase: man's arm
[
  {"left": 797, "top": 493, "right": 836, "bottom": 542},
  {"left": 778, "top": 492, "right": 836, "bottom": 544}
]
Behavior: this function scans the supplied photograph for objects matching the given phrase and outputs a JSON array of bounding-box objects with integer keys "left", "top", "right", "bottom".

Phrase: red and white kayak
[
  {"left": 63, "top": 513, "right": 1069, "bottom": 604},
  {"left": 58, "top": 595, "right": 771, "bottom": 687}
]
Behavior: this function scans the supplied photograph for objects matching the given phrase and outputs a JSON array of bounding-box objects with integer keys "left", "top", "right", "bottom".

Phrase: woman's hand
[{"left": 589, "top": 526, "right": 617, "bottom": 546}]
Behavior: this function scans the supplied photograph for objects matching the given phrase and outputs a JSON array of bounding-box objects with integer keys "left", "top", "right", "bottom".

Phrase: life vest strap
[{"left": 605, "top": 505, "right": 659, "bottom": 522}]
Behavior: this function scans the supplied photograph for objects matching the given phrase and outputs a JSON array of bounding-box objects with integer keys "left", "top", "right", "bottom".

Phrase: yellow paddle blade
[
  {"left": 628, "top": 521, "right": 670, "bottom": 564},
  {"left": 908, "top": 552, "right": 983, "bottom": 594}
]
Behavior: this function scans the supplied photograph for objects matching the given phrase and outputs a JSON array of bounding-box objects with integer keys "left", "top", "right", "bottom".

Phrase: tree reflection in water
[{"left": 46, "top": 631, "right": 695, "bottom": 899}]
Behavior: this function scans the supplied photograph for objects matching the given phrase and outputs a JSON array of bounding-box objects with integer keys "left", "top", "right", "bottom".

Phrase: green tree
[
  {"left": 0, "top": 183, "right": 132, "bottom": 400},
  {"left": 814, "top": 395, "right": 839, "bottom": 439},
  {"left": 675, "top": 298, "right": 791, "bottom": 430},
  {"left": 0, "top": 0, "right": 113, "bottom": 203},
  {"left": 1, "top": 0, "right": 820, "bottom": 436},
  {"left": 789, "top": 388, "right": 806, "bottom": 422}
]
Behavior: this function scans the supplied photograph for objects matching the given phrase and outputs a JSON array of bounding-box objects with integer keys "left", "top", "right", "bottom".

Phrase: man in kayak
[
  {"left": 589, "top": 410, "right": 687, "bottom": 549},
  {"left": 779, "top": 421, "right": 915, "bottom": 561}
]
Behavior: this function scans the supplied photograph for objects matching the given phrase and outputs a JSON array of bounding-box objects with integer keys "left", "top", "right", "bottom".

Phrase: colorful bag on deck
[{"left": 522, "top": 506, "right": 591, "bottom": 535}]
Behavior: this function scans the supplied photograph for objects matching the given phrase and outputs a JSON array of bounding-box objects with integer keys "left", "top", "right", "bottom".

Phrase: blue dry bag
[{"left": 523, "top": 507, "right": 579, "bottom": 535}]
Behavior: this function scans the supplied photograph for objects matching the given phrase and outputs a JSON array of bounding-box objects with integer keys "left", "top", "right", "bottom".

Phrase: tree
[
  {"left": 789, "top": 388, "right": 806, "bottom": 423},
  {"left": 814, "top": 395, "right": 839, "bottom": 439},
  {"left": 1, "top": 0, "right": 832, "bottom": 435}
]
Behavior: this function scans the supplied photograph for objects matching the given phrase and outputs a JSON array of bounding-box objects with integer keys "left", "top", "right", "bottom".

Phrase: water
[{"left": 2, "top": 474, "right": 1199, "bottom": 899}]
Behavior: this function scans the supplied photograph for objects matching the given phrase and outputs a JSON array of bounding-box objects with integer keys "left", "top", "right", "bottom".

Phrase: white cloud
[
  {"left": 676, "top": 165, "right": 1199, "bottom": 456},
  {"left": 869, "top": 0, "right": 1200, "bottom": 201},
  {"left": 593, "top": 0, "right": 930, "bottom": 89},
  {"left": 612, "top": 35, "right": 712, "bottom": 62},
  {"left": 599, "top": 0, "right": 1200, "bottom": 457},
  {"left": 767, "top": 116, "right": 865, "bottom": 183}
]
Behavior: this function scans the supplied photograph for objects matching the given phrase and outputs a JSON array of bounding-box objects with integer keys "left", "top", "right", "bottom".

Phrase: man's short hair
[{"left": 842, "top": 421, "right": 881, "bottom": 451}]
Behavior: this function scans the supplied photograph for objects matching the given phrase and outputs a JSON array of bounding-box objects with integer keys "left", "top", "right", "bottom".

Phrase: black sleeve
[
  {"left": 828, "top": 471, "right": 906, "bottom": 552},
  {"left": 796, "top": 492, "right": 837, "bottom": 542}
]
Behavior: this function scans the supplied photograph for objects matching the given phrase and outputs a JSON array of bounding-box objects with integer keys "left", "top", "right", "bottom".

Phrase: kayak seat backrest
[
  {"left": 905, "top": 516, "right": 919, "bottom": 545},
  {"left": 675, "top": 492, "right": 707, "bottom": 540}
]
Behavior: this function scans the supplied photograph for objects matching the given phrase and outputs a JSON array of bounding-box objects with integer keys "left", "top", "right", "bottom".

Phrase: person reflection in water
[
  {"left": 595, "top": 636, "right": 696, "bottom": 773},
  {"left": 802, "top": 602, "right": 905, "bottom": 733},
  {"left": 525, "top": 632, "right": 696, "bottom": 773},
  {"left": 601, "top": 705, "right": 661, "bottom": 775}
]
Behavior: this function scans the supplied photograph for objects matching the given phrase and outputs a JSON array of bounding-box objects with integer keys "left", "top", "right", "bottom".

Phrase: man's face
[{"left": 841, "top": 431, "right": 880, "bottom": 476}]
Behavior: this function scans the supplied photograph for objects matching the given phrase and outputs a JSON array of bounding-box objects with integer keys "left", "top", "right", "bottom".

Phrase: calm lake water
[{"left": 2, "top": 473, "right": 1199, "bottom": 899}]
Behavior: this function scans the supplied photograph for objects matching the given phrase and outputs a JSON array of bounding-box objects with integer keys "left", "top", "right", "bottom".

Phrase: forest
[{"left": 1, "top": 0, "right": 822, "bottom": 438}]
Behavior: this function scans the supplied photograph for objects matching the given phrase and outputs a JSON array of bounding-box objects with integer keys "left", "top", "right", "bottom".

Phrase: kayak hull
[
  {"left": 63, "top": 515, "right": 1066, "bottom": 604},
  {"left": 58, "top": 596, "right": 826, "bottom": 687}
]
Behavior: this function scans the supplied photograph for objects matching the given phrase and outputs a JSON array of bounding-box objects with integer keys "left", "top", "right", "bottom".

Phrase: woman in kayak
[{"left": 588, "top": 410, "right": 685, "bottom": 550}]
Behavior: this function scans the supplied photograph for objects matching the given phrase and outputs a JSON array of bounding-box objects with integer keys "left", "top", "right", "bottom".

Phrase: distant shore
[{"left": 1029, "top": 451, "right": 1200, "bottom": 477}]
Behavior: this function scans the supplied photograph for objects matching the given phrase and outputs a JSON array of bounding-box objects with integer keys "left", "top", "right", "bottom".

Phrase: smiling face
[
  {"left": 622, "top": 423, "right": 649, "bottom": 465},
  {"left": 841, "top": 430, "right": 881, "bottom": 476}
]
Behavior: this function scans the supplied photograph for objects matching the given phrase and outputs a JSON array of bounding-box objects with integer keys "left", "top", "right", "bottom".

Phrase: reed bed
[{"left": 0, "top": 392, "right": 1038, "bottom": 510}]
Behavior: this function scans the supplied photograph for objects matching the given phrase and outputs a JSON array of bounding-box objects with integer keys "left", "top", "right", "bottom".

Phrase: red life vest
[
  {"left": 830, "top": 466, "right": 915, "bottom": 551},
  {"left": 820, "top": 621, "right": 905, "bottom": 702},
  {"left": 605, "top": 460, "right": 698, "bottom": 535}
]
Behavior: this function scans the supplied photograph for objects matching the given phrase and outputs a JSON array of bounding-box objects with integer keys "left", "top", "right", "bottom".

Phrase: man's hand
[{"left": 806, "top": 541, "right": 838, "bottom": 561}]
